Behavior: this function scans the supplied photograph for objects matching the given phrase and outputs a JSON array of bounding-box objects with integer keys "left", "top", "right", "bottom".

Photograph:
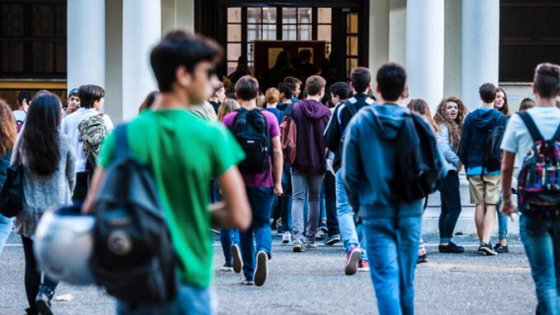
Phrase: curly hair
[
  {"left": 434, "top": 96, "right": 468, "bottom": 149},
  {"left": 0, "top": 100, "right": 17, "bottom": 156}
]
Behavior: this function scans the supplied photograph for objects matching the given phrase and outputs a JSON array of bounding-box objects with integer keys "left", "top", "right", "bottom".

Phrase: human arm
[
  {"left": 437, "top": 125, "right": 461, "bottom": 169},
  {"left": 66, "top": 145, "right": 76, "bottom": 192},
  {"left": 459, "top": 117, "right": 470, "bottom": 169},
  {"left": 271, "top": 135, "right": 284, "bottom": 196},
  {"left": 501, "top": 151, "right": 516, "bottom": 217},
  {"left": 324, "top": 106, "right": 341, "bottom": 152},
  {"left": 82, "top": 168, "right": 105, "bottom": 214},
  {"left": 341, "top": 122, "right": 362, "bottom": 212}
]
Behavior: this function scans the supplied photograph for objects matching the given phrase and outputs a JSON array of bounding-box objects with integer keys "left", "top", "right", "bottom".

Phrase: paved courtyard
[{"left": 0, "top": 233, "right": 537, "bottom": 315}]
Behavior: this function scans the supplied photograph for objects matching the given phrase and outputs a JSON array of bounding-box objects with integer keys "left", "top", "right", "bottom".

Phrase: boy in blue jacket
[
  {"left": 342, "top": 63, "right": 432, "bottom": 315},
  {"left": 460, "top": 83, "right": 508, "bottom": 256}
]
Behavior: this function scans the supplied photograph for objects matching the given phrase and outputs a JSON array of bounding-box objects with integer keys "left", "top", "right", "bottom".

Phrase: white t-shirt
[
  {"left": 501, "top": 106, "right": 560, "bottom": 168},
  {"left": 12, "top": 110, "right": 26, "bottom": 123},
  {"left": 61, "top": 108, "right": 114, "bottom": 173}
]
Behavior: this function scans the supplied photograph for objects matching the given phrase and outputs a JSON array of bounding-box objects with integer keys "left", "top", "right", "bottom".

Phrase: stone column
[
  {"left": 67, "top": 0, "right": 105, "bottom": 90},
  {"left": 122, "top": 0, "right": 162, "bottom": 120},
  {"left": 368, "top": 0, "right": 390, "bottom": 72},
  {"left": 461, "top": 0, "right": 500, "bottom": 110},
  {"left": 405, "top": 0, "right": 445, "bottom": 111}
]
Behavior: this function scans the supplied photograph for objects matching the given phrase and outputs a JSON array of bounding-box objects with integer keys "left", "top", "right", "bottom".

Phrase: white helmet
[{"left": 33, "top": 205, "right": 95, "bottom": 285}]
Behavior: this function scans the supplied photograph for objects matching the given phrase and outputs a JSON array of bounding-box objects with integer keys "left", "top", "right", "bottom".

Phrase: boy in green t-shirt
[{"left": 83, "top": 31, "right": 252, "bottom": 315}]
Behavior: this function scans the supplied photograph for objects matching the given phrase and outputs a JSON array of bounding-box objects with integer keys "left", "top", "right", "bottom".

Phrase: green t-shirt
[{"left": 97, "top": 109, "right": 244, "bottom": 288}]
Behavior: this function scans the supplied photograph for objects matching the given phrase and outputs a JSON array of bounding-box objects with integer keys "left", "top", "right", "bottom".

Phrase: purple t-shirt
[{"left": 223, "top": 109, "right": 280, "bottom": 188}]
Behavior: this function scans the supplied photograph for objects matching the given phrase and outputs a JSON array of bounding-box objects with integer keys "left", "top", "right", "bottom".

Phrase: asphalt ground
[{"left": 0, "top": 232, "right": 537, "bottom": 315}]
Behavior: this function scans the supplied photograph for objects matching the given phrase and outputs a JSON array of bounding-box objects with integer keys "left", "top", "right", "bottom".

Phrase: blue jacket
[
  {"left": 342, "top": 104, "right": 424, "bottom": 219},
  {"left": 459, "top": 108, "right": 508, "bottom": 175}
]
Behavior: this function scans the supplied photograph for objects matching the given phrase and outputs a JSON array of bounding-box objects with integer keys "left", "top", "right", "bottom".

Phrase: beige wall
[
  {"left": 162, "top": 0, "right": 195, "bottom": 35},
  {"left": 444, "top": 0, "right": 462, "bottom": 99},
  {"left": 500, "top": 83, "right": 533, "bottom": 113},
  {"left": 104, "top": 0, "right": 124, "bottom": 122}
]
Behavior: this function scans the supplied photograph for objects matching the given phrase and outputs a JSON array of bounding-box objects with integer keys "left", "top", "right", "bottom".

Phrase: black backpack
[
  {"left": 232, "top": 108, "right": 271, "bottom": 174},
  {"left": 484, "top": 116, "right": 507, "bottom": 172},
  {"left": 380, "top": 111, "right": 444, "bottom": 202},
  {"left": 90, "top": 124, "right": 177, "bottom": 304}
]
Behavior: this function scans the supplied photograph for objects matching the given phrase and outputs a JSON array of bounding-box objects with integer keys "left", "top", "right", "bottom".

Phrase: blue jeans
[
  {"left": 335, "top": 170, "right": 367, "bottom": 260},
  {"left": 363, "top": 216, "right": 422, "bottom": 315},
  {"left": 220, "top": 229, "right": 239, "bottom": 267},
  {"left": 520, "top": 215, "right": 560, "bottom": 315},
  {"left": 240, "top": 187, "right": 274, "bottom": 281},
  {"left": 497, "top": 200, "right": 508, "bottom": 240},
  {"left": 0, "top": 214, "right": 13, "bottom": 256},
  {"left": 116, "top": 284, "right": 212, "bottom": 315},
  {"left": 278, "top": 162, "right": 293, "bottom": 233}
]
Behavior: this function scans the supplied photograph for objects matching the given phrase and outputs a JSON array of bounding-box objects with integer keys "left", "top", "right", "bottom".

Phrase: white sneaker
[{"left": 282, "top": 231, "right": 292, "bottom": 244}]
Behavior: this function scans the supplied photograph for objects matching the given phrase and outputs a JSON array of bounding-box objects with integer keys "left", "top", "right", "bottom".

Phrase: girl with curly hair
[
  {"left": 0, "top": 100, "right": 17, "bottom": 255},
  {"left": 433, "top": 96, "right": 468, "bottom": 254}
]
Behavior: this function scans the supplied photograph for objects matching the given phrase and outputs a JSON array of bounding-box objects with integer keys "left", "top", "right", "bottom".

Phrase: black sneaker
[
  {"left": 324, "top": 234, "right": 341, "bottom": 246},
  {"left": 494, "top": 243, "right": 509, "bottom": 253},
  {"left": 439, "top": 242, "right": 465, "bottom": 254},
  {"left": 254, "top": 251, "right": 268, "bottom": 287},
  {"left": 478, "top": 243, "right": 498, "bottom": 256},
  {"left": 35, "top": 285, "right": 54, "bottom": 315},
  {"left": 417, "top": 253, "right": 428, "bottom": 264}
]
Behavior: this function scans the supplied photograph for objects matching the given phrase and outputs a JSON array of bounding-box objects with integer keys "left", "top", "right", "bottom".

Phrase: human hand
[
  {"left": 501, "top": 197, "right": 516, "bottom": 220},
  {"left": 274, "top": 183, "right": 284, "bottom": 197}
]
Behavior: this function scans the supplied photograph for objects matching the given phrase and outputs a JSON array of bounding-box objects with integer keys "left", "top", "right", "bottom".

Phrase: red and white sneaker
[
  {"left": 357, "top": 260, "right": 370, "bottom": 272},
  {"left": 344, "top": 247, "right": 361, "bottom": 276}
]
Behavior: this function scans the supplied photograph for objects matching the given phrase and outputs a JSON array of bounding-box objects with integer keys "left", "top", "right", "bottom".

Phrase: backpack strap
[
  {"left": 553, "top": 123, "right": 560, "bottom": 141},
  {"left": 114, "top": 124, "right": 131, "bottom": 159},
  {"left": 518, "top": 112, "right": 545, "bottom": 142}
]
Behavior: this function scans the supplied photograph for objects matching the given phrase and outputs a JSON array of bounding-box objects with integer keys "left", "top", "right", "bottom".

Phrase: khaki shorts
[{"left": 468, "top": 175, "right": 501, "bottom": 205}]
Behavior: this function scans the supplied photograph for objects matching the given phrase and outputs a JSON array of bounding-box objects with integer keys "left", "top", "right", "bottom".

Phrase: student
[
  {"left": 83, "top": 31, "right": 252, "bottom": 314},
  {"left": 0, "top": 100, "right": 17, "bottom": 256},
  {"left": 138, "top": 91, "right": 160, "bottom": 113},
  {"left": 325, "top": 68, "right": 374, "bottom": 274},
  {"left": 343, "top": 63, "right": 439, "bottom": 314},
  {"left": 493, "top": 88, "right": 511, "bottom": 253},
  {"left": 501, "top": 63, "right": 560, "bottom": 315},
  {"left": 291, "top": 75, "right": 331, "bottom": 252},
  {"left": 209, "top": 82, "right": 226, "bottom": 114},
  {"left": 407, "top": 98, "right": 437, "bottom": 263},
  {"left": 13, "top": 94, "right": 76, "bottom": 315},
  {"left": 61, "top": 84, "right": 111, "bottom": 203},
  {"left": 519, "top": 98, "right": 535, "bottom": 112},
  {"left": 434, "top": 97, "right": 468, "bottom": 254},
  {"left": 65, "top": 88, "right": 81, "bottom": 116},
  {"left": 264, "top": 87, "right": 283, "bottom": 123},
  {"left": 460, "top": 83, "right": 508, "bottom": 256},
  {"left": 13, "top": 91, "right": 31, "bottom": 132},
  {"left": 222, "top": 75, "right": 283, "bottom": 286},
  {"left": 284, "top": 76, "right": 302, "bottom": 102}
]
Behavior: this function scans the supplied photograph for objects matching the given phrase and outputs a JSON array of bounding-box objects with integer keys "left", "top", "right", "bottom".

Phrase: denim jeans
[
  {"left": 438, "top": 171, "right": 462, "bottom": 243},
  {"left": 497, "top": 200, "right": 508, "bottom": 240},
  {"left": 363, "top": 216, "right": 422, "bottom": 315},
  {"left": 278, "top": 162, "right": 293, "bottom": 233},
  {"left": 323, "top": 172, "right": 339, "bottom": 236},
  {"left": 220, "top": 229, "right": 239, "bottom": 267},
  {"left": 240, "top": 187, "right": 274, "bottom": 281},
  {"left": 291, "top": 169, "right": 324, "bottom": 242},
  {"left": 520, "top": 215, "right": 560, "bottom": 315},
  {"left": 335, "top": 170, "right": 367, "bottom": 260},
  {"left": 117, "top": 284, "right": 213, "bottom": 315},
  {"left": 0, "top": 214, "right": 13, "bottom": 256}
]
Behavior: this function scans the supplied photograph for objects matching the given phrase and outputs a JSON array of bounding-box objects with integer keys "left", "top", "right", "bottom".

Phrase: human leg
[
  {"left": 335, "top": 171, "right": 359, "bottom": 253},
  {"left": 397, "top": 217, "right": 422, "bottom": 315},
  {"left": 0, "top": 214, "right": 13, "bottom": 256},
  {"left": 291, "top": 169, "right": 307, "bottom": 244},
  {"left": 304, "top": 173, "right": 324, "bottom": 246}
]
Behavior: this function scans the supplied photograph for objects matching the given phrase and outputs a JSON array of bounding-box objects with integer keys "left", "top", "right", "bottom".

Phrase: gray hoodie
[{"left": 342, "top": 104, "right": 424, "bottom": 219}]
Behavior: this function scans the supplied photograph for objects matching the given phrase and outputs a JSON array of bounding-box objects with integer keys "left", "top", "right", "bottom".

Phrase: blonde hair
[
  {"left": 218, "top": 98, "right": 241, "bottom": 121},
  {"left": 0, "top": 100, "right": 17, "bottom": 156},
  {"left": 434, "top": 96, "right": 468, "bottom": 149},
  {"left": 265, "top": 88, "right": 280, "bottom": 105}
]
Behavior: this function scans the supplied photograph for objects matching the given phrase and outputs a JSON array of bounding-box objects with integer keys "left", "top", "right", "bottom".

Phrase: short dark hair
[
  {"left": 479, "top": 83, "right": 497, "bottom": 103},
  {"left": 150, "top": 31, "right": 223, "bottom": 92},
  {"left": 78, "top": 85, "right": 105, "bottom": 109},
  {"left": 68, "top": 88, "right": 79, "bottom": 97},
  {"left": 534, "top": 63, "right": 560, "bottom": 98},
  {"left": 277, "top": 83, "right": 293, "bottom": 100},
  {"left": 330, "top": 82, "right": 353, "bottom": 101},
  {"left": 351, "top": 67, "right": 371, "bottom": 93},
  {"left": 305, "top": 75, "right": 326, "bottom": 96},
  {"left": 17, "top": 91, "right": 32, "bottom": 106},
  {"left": 284, "top": 77, "right": 302, "bottom": 92},
  {"left": 235, "top": 75, "right": 259, "bottom": 101},
  {"left": 376, "top": 63, "right": 406, "bottom": 101}
]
